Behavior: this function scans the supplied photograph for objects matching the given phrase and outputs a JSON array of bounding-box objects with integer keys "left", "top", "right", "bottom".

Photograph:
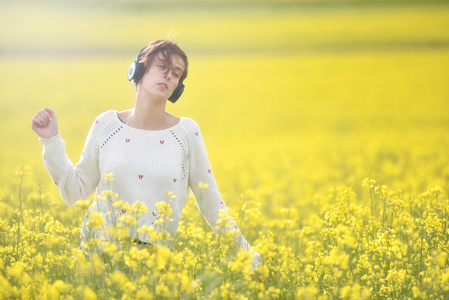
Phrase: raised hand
[{"left": 31, "top": 107, "right": 59, "bottom": 139}]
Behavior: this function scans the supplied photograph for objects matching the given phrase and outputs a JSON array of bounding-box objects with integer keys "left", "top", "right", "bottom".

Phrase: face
[{"left": 139, "top": 54, "right": 185, "bottom": 100}]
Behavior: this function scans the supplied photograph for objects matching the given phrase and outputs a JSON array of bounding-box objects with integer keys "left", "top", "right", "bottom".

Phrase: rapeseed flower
[{"left": 86, "top": 211, "right": 104, "bottom": 230}]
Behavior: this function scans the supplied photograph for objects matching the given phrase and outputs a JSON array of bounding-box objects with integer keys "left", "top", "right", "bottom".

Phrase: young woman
[{"left": 31, "top": 39, "right": 261, "bottom": 270}]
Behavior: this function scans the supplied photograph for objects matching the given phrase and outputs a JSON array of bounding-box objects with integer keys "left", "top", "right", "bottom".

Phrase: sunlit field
[{"left": 1, "top": 1, "right": 449, "bottom": 298}]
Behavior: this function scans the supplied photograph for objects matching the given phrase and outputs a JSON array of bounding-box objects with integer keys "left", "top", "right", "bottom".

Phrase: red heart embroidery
[
  {"left": 195, "top": 132, "right": 198, "bottom": 136},
  {"left": 54, "top": 181, "right": 58, "bottom": 185},
  {"left": 173, "top": 178, "right": 177, "bottom": 183},
  {"left": 220, "top": 201, "right": 224, "bottom": 205},
  {"left": 160, "top": 140, "right": 164, "bottom": 145},
  {"left": 139, "top": 175, "right": 144, "bottom": 179},
  {"left": 208, "top": 169, "right": 211, "bottom": 173},
  {"left": 234, "top": 226, "right": 238, "bottom": 229},
  {"left": 82, "top": 152, "right": 84, "bottom": 156},
  {"left": 126, "top": 139, "right": 130, "bottom": 143},
  {"left": 95, "top": 120, "right": 99, "bottom": 124},
  {"left": 122, "top": 209, "right": 127, "bottom": 214}
]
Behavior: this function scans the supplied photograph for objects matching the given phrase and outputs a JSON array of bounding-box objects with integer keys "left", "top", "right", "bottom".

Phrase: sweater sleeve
[
  {"left": 39, "top": 117, "right": 101, "bottom": 208},
  {"left": 187, "top": 121, "right": 261, "bottom": 268}
]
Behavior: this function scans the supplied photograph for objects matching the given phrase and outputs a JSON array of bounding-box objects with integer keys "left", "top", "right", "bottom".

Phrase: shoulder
[
  {"left": 95, "top": 110, "right": 117, "bottom": 123},
  {"left": 90, "top": 110, "right": 120, "bottom": 129},
  {"left": 180, "top": 117, "right": 201, "bottom": 132},
  {"left": 178, "top": 118, "right": 206, "bottom": 150},
  {"left": 87, "top": 110, "right": 120, "bottom": 138}
]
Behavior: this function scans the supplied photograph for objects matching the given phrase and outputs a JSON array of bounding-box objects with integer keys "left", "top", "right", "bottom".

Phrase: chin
[{"left": 148, "top": 90, "right": 169, "bottom": 101}]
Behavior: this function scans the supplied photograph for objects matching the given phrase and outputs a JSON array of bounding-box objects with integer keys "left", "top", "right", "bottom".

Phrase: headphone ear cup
[
  {"left": 127, "top": 61, "right": 137, "bottom": 81},
  {"left": 168, "top": 83, "right": 185, "bottom": 103},
  {"left": 128, "top": 61, "right": 144, "bottom": 83},
  {"left": 128, "top": 47, "right": 146, "bottom": 83},
  {"left": 133, "top": 62, "right": 145, "bottom": 84}
]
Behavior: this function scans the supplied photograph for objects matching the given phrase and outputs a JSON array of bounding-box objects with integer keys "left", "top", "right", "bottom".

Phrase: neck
[{"left": 128, "top": 87, "right": 168, "bottom": 130}]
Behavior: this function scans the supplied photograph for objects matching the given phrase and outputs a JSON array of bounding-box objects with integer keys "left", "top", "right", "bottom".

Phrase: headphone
[{"left": 127, "top": 47, "right": 185, "bottom": 103}]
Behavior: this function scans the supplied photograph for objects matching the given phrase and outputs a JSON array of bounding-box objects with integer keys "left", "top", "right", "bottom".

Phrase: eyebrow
[
  {"left": 171, "top": 62, "right": 185, "bottom": 73},
  {"left": 173, "top": 65, "right": 184, "bottom": 71}
]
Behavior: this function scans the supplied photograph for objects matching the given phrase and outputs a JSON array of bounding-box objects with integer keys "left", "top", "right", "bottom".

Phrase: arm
[
  {"left": 187, "top": 121, "right": 261, "bottom": 269},
  {"left": 32, "top": 108, "right": 101, "bottom": 207}
]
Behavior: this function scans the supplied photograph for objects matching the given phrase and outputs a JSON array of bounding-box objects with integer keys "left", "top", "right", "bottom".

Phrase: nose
[{"left": 163, "top": 70, "right": 172, "bottom": 80}]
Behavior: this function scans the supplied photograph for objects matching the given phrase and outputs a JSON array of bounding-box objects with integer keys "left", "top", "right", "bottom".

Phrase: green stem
[
  {"left": 18, "top": 169, "right": 24, "bottom": 224},
  {"left": 16, "top": 167, "right": 24, "bottom": 258},
  {"left": 38, "top": 185, "right": 44, "bottom": 215}
]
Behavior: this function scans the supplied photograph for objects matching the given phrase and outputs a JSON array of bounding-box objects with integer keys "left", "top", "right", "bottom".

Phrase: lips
[{"left": 158, "top": 82, "right": 168, "bottom": 90}]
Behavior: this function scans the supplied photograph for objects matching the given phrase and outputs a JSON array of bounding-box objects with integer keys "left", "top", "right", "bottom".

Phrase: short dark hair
[{"left": 139, "top": 39, "right": 189, "bottom": 83}]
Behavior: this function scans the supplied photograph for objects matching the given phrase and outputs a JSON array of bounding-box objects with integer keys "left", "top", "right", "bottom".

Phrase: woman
[{"left": 31, "top": 39, "right": 261, "bottom": 270}]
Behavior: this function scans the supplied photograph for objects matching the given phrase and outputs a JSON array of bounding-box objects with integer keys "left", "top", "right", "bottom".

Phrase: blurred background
[{"left": 1, "top": 0, "right": 448, "bottom": 203}]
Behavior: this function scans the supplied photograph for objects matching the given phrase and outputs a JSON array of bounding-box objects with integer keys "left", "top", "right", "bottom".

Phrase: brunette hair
[{"left": 138, "top": 39, "right": 189, "bottom": 83}]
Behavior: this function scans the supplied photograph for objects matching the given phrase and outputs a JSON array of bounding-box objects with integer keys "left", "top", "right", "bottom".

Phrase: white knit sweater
[{"left": 40, "top": 110, "right": 259, "bottom": 260}]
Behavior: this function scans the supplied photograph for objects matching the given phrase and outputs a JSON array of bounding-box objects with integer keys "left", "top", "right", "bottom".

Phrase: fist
[{"left": 31, "top": 107, "right": 59, "bottom": 139}]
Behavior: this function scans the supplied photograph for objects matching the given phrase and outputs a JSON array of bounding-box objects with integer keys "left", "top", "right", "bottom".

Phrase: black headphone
[{"left": 127, "top": 47, "right": 185, "bottom": 103}]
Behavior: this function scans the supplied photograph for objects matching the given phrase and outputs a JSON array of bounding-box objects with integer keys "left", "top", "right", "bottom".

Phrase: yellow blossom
[
  {"left": 105, "top": 172, "right": 114, "bottom": 182},
  {"left": 86, "top": 211, "right": 104, "bottom": 230},
  {"left": 198, "top": 182, "right": 209, "bottom": 189}
]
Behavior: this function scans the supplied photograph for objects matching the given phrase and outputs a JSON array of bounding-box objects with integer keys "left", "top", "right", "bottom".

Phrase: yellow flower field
[{"left": 1, "top": 1, "right": 449, "bottom": 299}]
